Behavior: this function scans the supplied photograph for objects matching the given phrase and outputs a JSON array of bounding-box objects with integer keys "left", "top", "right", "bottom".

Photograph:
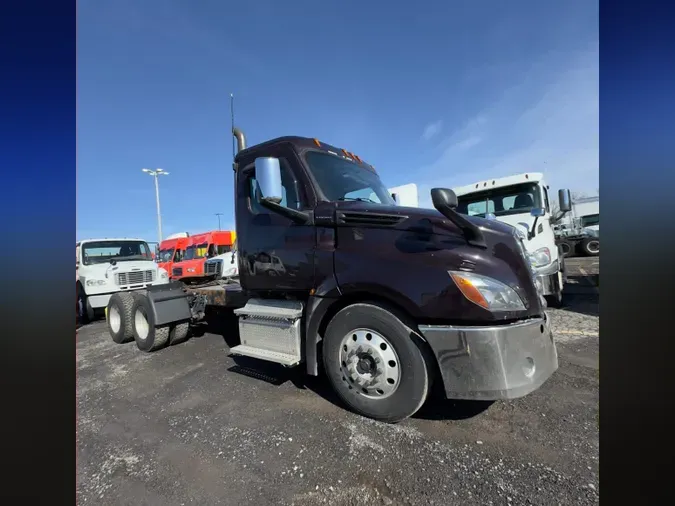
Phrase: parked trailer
[
  {"left": 106, "top": 128, "right": 558, "bottom": 423},
  {"left": 554, "top": 196, "right": 599, "bottom": 257}
]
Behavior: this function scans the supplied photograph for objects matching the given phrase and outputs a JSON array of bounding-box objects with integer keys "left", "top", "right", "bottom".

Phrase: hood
[
  {"left": 206, "top": 252, "right": 236, "bottom": 263},
  {"left": 333, "top": 201, "right": 515, "bottom": 240},
  {"left": 330, "top": 201, "right": 544, "bottom": 321}
]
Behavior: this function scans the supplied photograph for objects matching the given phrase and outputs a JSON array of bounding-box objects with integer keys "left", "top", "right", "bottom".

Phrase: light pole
[
  {"left": 215, "top": 213, "right": 223, "bottom": 230},
  {"left": 142, "top": 168, "right": 169, "bottom": 242}
]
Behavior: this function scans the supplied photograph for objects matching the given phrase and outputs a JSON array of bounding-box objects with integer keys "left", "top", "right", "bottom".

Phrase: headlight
[
  {"left": 531, "top": 247, "right": 552, "bottom": 268},
  {"left": 187, "top": 268, "right": 196, "bottom": 273},
  {"left": 158, "top": 269, "right": 169, "bottom": 279},
  {"left": 449, "top": 271, "right": 526, "bottom": 312},
  {"left": 223, "top": 267, "right": 237, "bottom": 277},
  {"left": 86, "top": 279, "right": 106, "bottom": 287}
]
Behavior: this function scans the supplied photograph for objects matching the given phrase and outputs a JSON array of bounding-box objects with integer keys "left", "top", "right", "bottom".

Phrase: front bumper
[
  {"left": 535, "top": 260, "right": 562, "bottom": 296},
  {"left": 419, "top": 315, "right": 558, "bottom": 400}
]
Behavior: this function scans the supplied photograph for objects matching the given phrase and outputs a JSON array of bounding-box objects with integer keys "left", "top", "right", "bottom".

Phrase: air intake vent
[{"left": 336, "top": 211, "right": 406, "bottom": 227}]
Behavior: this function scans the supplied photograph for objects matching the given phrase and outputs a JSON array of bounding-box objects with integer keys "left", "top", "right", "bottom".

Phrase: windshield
[
  {"left": 184, "top": 243, "right": 208, "bottom": 260},
  {"left": 158, "top": 249, "right": 174, "bottom": 263},
  {"left": 304, "top": 151, "right": 395, "bottom": 205},
  {"left": 81, "top": 240, "right": 152, "bottom": 265},
  {"left": 457, "top": 183, "right": 542, "bottom": 217},
  {"left": 581, "top": 214, "right": 599, "bottom": 227}
]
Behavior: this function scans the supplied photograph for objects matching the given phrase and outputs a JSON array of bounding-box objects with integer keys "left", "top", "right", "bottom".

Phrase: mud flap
[{"left": 146, "top": 282, "right": 192, "bottom": 326}]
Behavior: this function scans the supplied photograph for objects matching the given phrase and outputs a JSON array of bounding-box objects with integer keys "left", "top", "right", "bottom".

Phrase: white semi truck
[
  {"left": 203, "top": 240, "right": 239, "bottom": 280},
  {"left": 76, "top": 238, "right": 170, "bottom": 323},
  {"left": 389, "top": 183, "right": 420, "bottom": 207},
  {"left": 453, "top": 173, "right": 572, "bottom": 307}
]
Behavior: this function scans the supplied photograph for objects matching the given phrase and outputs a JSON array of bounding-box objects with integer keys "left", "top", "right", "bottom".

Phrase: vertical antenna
[{"left": 230, "top": 93, "right": 235, "bottom": 166}]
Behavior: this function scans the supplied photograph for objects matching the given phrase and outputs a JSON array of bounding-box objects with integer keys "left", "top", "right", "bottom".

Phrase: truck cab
[
  {"left": 157, "top": 234, "right": 189, "bottom": 277},
  {"left": 76, "top": 238, "right": 169, "bottom": 323},
  {"left": 108, "top": 129, "right": 558, "bottom": 424},
  {"left": 171, "top": 231, "right": 236, "bottom": 282},
  {"left": 453, "top": 173, "right": 572, "bottom": 307},
  {"left": 204, "top": 238, "right": 239, "bottom": 280}
]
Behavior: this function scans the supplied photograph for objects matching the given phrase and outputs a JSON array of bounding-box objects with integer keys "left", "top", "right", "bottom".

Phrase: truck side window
[
  {"left": 248, "top": 160, "right": 302, "bottom": 214},
  {"left": 542, "top": 187, "right": 550, "bottom": 212}
]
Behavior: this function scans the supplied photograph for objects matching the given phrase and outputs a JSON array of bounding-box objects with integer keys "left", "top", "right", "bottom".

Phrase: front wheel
[
  {"left": 322, "top": 302, "right": 431, "bottom": 423},
  {"left": 76, "top": 286, "right": 95, "bottom": 324}
]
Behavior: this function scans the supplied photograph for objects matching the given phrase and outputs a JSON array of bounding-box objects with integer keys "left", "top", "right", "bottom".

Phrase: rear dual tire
[
  {"left": 130, "top": 294, "right": 190, "bottom": 352},
  {"left": 107, "top": 292, "right": 137, "bottom": 343},
  {"left": 108, "top": 292, "right": 190, "bottom": 350},
  {"left": 322, "top": 302, "right": 431, "bottom": 423},
  {"left": 581, "top": 237, "right": 599, "bottom": 256}
]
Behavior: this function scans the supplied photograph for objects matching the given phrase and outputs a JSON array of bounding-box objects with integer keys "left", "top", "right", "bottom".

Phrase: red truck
[
  {"left": 157, "top": 235, "right": 189, "bottom": 278},
  {"left": 171, "top": 230, "right": 236, "bottom": 282}
]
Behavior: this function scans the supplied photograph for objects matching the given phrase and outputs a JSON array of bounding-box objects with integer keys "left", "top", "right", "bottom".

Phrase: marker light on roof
[
  {"left": 525, "top": 174, "right": 529, "bottom": 179},
  {"left": 313, "top": 138, "right": 321, "bottom": 147}
]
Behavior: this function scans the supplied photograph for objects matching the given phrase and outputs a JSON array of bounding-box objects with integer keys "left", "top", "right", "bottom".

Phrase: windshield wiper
[{"left": 338, "top": 197, "right": 378, "bottom": 204}]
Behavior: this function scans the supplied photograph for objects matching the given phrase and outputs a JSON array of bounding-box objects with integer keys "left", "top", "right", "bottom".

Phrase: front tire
[
  {"left": 322, "top": 302, "right": 431, "bottom": 423},
  {"left": 107, "top": 292, "right": 136, "bottom": 344},
  {"left": 130, "top": 294, "right": 171, "bottom": 352},
  {"left": 76, "top": 286, "right": 95, "bottom": 324},
  {"left": 545, "top": 288, "right": 564, "bottom": 308}
]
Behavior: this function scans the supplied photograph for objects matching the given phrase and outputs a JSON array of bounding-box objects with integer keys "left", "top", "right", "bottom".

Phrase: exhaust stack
[{"left": 233, "top": 127, "right": 246, "bottom": 153}]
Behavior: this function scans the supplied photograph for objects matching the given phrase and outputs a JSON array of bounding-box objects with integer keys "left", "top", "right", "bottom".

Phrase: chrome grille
[
  {"left": 205, "top": 260, "right": 222, "bottom": 276},
  {"left": 115, "top": 270, "right": 154, "bottom": 286}
]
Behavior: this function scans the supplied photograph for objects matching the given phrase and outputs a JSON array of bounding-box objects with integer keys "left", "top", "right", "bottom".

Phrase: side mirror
[
  {"left": 391, "top": 193, "right": 398, "bottom": 204},
  {"left": 530, "top": 207, "right": 545, "bottom": 217},
  {"left": 558, "top": 189, "right": 572, "bottom": 212},
  {"left": 431, "top": 188, "right": 458, "bottom": 210},
  {"left": 255, "top": 157, "right": 283, "bottom": 204}
]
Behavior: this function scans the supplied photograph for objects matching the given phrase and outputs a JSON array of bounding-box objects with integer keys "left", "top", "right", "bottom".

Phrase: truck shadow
[
  {"left": 559, "top": 275, "right": 599, "bottom": 317},
  {"left": 194, "top": 309, "right": 496, "bottom": 422}
]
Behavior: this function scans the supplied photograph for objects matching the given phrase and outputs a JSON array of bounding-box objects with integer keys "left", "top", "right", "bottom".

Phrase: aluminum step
[{"left": 229, "top": 345, "right": 301, "bottom": 367}]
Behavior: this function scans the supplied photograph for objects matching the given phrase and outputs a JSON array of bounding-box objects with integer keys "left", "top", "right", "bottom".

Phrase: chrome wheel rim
[{"left": 339, "top": 328, "right": 401, "bottom": 399}]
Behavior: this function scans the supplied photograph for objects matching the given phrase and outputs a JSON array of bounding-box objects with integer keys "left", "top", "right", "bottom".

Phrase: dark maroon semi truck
[{"left": 105, "top": 127, "right": 558, "bottom": 423}]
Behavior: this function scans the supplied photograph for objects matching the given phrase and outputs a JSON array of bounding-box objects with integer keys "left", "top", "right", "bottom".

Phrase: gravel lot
[{"left": 77, "top": 258, "right": 599, "bottom": 506}]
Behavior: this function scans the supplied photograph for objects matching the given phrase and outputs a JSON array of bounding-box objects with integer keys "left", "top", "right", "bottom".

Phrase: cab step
[
  {"left": 231, "top": 298, "right": 304, "bottom": 367},
  {"left": 229, "top": 345, "right": 300, "bottom": 367}
]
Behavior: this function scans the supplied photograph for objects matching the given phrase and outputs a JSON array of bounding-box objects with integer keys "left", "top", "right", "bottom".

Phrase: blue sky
[{"left": 77, "top": 0, "right": 598, "bottom": 242}]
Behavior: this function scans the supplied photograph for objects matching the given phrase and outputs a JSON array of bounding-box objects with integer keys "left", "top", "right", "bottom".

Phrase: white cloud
[
  {"left": 453, "top": 135, "right": 482, "bottom": 151},
  {"left": 421, "top": 120, "right": 443, "bottom": 141},
  {"left": 417, "top": 44, "right": 598, "bottom": 207}
]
